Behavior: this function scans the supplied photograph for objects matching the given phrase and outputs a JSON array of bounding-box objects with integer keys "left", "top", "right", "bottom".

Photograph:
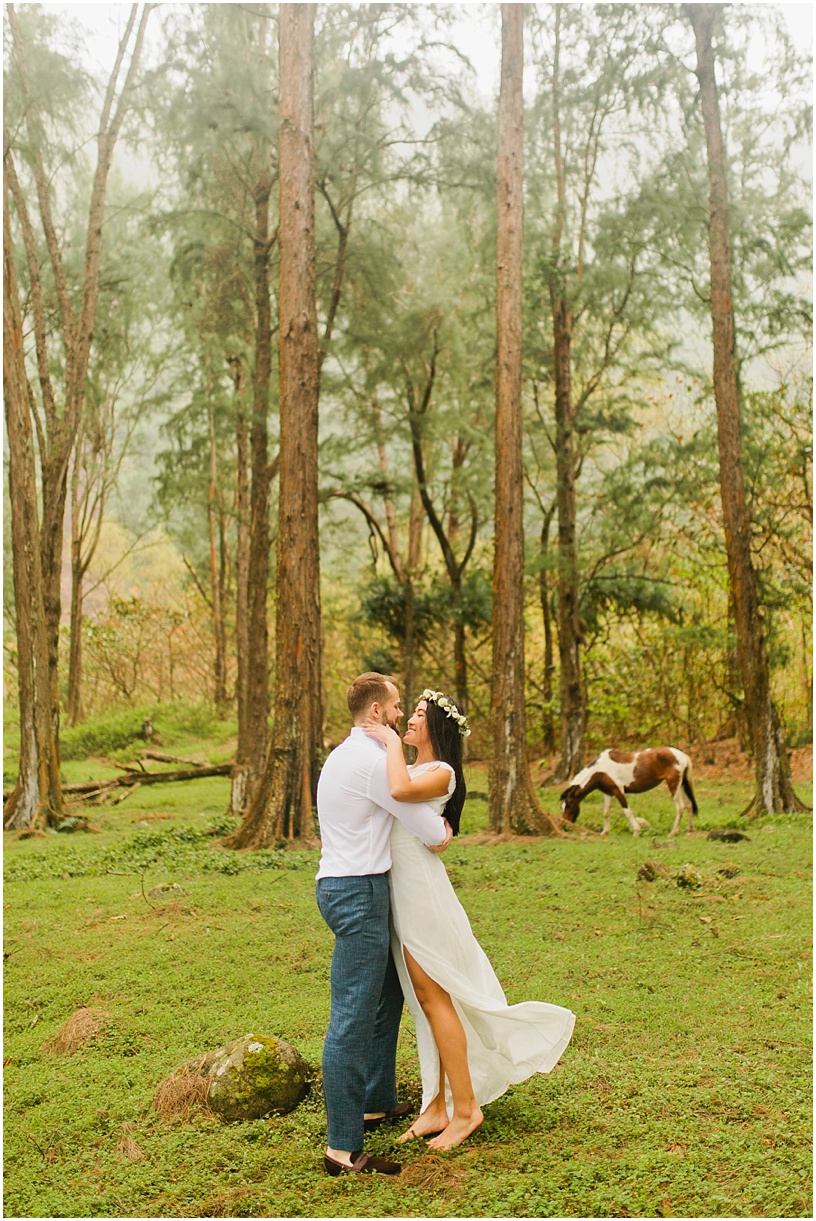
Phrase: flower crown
[{"left": 419, "top": 689, "right": 471, "bottom": 737}]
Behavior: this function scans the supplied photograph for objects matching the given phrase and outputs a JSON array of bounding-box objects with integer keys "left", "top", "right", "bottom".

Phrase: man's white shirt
[{"left": 316, "top": 727, "right": 447, "bottom": 878}]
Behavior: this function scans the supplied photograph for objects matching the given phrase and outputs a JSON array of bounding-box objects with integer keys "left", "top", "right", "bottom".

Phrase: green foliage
[
  {"left": 59, "top": 702, "right": 226, "bottom": 762},
  {"left": 4, "top": 822, "right": 287, "bottom": 884},
  {"left": 359, "top": 646, "right": 397, "bottom": 675},
  {"left": 359, "top": 570, "right": 492, "bottom": 650},
  {"left": 580, "top": 573, "right": 679, "bottom": 639},
  {"left": 60, "top": 708, "right": 150, "bottom": 761},
  {"left": 3, "top": 765, "right": 811, "bottom": 1218},
  {"left": 359, "top": 577, "right": 439, "bottom": 649},
  {"left": 3, "top": 5, "right": 812, "bottom": 782}
]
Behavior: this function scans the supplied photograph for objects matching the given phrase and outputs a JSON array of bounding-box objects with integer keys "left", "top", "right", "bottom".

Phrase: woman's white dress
[{"left": 389, "top": 762, "right": 576, "bottom": 1112}]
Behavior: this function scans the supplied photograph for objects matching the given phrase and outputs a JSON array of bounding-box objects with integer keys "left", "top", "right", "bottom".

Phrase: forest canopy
[{"left": 3, "top": 3, "right": 812, "bottom": 834}]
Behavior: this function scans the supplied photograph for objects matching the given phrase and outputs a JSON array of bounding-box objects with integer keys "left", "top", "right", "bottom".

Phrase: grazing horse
[{"left": 560, "top": 747, "right": 698, "bottom": 837}]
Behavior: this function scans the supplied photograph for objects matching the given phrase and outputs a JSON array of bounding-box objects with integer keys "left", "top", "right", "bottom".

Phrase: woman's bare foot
[
  {"left": 426, "top": 1106, "right": 483, "bottom": 1150},
  {"left": 396, "top": 1104, "right": 450, "bottom": 1143}
]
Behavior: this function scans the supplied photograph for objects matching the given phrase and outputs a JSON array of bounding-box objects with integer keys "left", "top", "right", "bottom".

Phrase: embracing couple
[{"left": 315, "top": 672, "right": 576, "bottom": 1177}]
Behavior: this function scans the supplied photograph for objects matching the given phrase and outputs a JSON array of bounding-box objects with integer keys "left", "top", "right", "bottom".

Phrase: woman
[{"left": 364, "top": 690, "right": 575, "bottom": 1151}]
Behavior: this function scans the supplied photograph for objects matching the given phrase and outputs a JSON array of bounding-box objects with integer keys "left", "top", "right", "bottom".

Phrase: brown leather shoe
[
  {"left": 363, "top": 1102, "right": 414, "bottom": 1132},
  {"left": 323, "top": 1150, "right": 402, "bottom": 1176}
]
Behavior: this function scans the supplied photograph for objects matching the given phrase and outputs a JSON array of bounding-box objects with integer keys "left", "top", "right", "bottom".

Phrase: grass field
[{"left": 3, "top": 728, "right": 812, "bottom": 1219}]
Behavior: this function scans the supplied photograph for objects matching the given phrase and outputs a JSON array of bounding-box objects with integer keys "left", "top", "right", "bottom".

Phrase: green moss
[{"left": 206, "top": 1034, "right": 310, "bottom": 1120}]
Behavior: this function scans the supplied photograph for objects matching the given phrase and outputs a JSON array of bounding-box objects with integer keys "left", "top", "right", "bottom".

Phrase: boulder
[
  {"left": 201, "top": 1034, "right": 310, "bottom": 1121},
  {"left": 676, "top": 863, "right": 703, "bottom": 889}
]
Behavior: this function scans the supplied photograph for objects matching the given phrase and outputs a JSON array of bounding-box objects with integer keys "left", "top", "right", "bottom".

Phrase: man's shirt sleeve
[{"left": 368, "top": 757, "right": 447, "bottom": 846}]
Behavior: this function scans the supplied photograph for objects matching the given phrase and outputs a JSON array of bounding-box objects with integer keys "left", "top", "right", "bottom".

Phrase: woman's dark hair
[{"left": 425, "top": 697, "right": 467, "bottom": 835}]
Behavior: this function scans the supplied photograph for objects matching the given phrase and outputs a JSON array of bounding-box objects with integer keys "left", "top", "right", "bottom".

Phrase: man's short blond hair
[{"left": 347, "top": 671, "right": 397, "bottom": 721}]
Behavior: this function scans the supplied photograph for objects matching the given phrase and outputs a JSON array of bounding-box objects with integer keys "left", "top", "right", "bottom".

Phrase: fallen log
[
  {"left": 2, "top": 764, "right": 232, "bottom": 805},
  {"left": 143, "top": 751, "right": 208, "bottom": 767}
]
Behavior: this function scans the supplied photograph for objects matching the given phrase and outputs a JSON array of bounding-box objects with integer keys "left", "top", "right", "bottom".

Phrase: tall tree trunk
[
  {"left": 66, "top": 408, "right": 112, "bottom": 726},
  {"left": 552, "top": 300, "right": 584, "bottom": 778},
  {"left": 230, "top": 357, "right": 252, "bottom": 814},
  {"left": 66, "top": 450, "right": 85, "bottom": 726},
  {"left": 539, "top": 506, "right": 556, "bottom": 754},
  {"left": 232, "top": 175, "right": 274, "bottom": 814},
  {"left": 489, "top": 5, "right": 559, "bottom": 837},
  {"left": 207, "top": 402, "right": 228, "bottom": 709},
  {"left": 719, "top": 587, "right": 750, "bottom": 749},
  {"left": 226, "top": 3, "right": 321, "bottom": 847},
  {"left": 549, "top": 6, "right": 584, "bottom": 781},
  {"left": 66, "top": 534, "right": 85, "bottom": 726},
  {"left": 686, "top": 4, "right": 804, "bottom": 815},
  {"left": 3, "top": 200, "right": 64, "bottom": 831}
]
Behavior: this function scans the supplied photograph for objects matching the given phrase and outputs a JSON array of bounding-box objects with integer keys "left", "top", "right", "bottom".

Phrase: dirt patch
[
  {"left": 789, "top": 745, "right": 812, "bottom": 785},
  {"left": 462, "top": 822, "right": 597, "bottom": 846},
  {"left": 693, "top": 739, "right": 811, "bottom": 784}
]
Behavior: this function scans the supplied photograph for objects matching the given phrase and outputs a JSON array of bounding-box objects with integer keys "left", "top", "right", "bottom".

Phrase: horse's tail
[{"left": 682, "top": 757, "right": 698, "bottom": 815}]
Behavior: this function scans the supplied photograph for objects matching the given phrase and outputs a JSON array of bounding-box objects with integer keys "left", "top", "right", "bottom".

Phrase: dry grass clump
[
  {"left": 116, "top": 1121, "right": 144, "bottom": 1162},
  {"left": 400, "top": 1154, "right": 468, "bottom": 1190},
  {"left": 42, "top": 1006, "right": 107, "bottom": 1055},
  {"left": 152, "top": 1059, "right": 213, "bottom": 1122}
]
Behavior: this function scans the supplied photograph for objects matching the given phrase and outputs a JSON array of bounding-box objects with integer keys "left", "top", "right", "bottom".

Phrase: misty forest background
[{"left": 3, "top": 2, "right": 812, "bottom": 838}]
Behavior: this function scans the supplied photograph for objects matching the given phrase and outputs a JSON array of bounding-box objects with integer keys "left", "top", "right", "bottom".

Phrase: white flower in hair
[{"left": 419, "top": 689, "right": 471, "bottom": 737}]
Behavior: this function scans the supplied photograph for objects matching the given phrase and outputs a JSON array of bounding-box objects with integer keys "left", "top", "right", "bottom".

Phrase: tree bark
[
  {"left": 3, "top": 198, "right": 65, "bottom": 831},
  {"left": 67, "top": 433, "right": 89, "bottom": 727},
  {"left": 226, "top": 4, "right": 322, "bottom": 847},
  {"left": 231, "top": 175, "right": 275, "bottom": 815},
  {"left": 549, "top": 6, "right": 585, "bottom": 781},
  {"left": 552, "top": 299, "right": 584, "bottom": 778},
  {"left": 207, "top": 401, "right": 228, "bottom": 709},
  {"left": 686, "top": 3, "right": 804, "bottom": 815},
  {"left": 489, "top": 5, "right": 559, "bottom": 837},
  {"left": 539, "top": 506, "right": 557, "bottom": 754},
  {"left": 66, "top": 515, "right": 85, "bottom": 727},
  {"left": 230, "top": 357, "right": 252, "bottom": 814}
]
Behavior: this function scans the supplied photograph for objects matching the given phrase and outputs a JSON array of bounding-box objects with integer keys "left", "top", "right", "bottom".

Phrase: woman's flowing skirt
[{"left": 388, "top": 819, "right": 576, "bottom": 1111}]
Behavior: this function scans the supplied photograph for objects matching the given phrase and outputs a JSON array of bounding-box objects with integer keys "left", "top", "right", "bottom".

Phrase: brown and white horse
[{"left": 560, "top": 747, "right": 698, "bottom": 837}]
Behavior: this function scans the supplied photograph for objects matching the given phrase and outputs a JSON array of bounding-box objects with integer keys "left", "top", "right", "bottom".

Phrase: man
[{"left": 315, "top": 672, "right": 452, "bottom": 1176}]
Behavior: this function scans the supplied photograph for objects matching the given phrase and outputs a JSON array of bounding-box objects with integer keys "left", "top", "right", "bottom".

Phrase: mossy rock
[
  {"left": 676, "top": 863, "right": 704, "bottom": 889},
  {"left": 201, "top": 1033, "right": 310, "bottom": 1121}
]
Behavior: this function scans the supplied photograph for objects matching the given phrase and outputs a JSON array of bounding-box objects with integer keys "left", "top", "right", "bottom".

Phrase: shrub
[{"left": 60, "top": 709, "right": 148, "bottom": 760}]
